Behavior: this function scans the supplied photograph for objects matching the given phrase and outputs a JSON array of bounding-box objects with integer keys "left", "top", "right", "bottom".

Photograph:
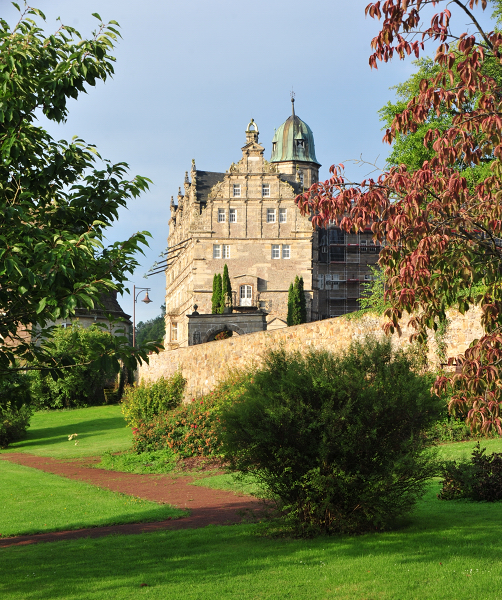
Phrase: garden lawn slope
[
  {"left": 0, "top": 460, "right": 184, "bottom": 537},
  {"left": 2, "top": 406, "right": 132, "bottom": 458},
  {"left": 2, "top": 481, "right": 502, "bottom": 600}
]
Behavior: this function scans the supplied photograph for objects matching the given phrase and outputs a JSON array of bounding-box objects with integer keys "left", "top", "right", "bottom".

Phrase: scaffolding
[{"left": 316, "top": 225, "right": 380, "bottom": 319}]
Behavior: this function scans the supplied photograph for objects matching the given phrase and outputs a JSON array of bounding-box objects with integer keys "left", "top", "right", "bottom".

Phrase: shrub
[
  {"left": 439, "top": 443, "right": 502, "bottom": 502},
  {"left": 121, "top": 371, "right": 185, "bottom": 428},
  {"left": 0, "top": 372, "right": 33, "bottom": 448},
  {"left": 30, "top": 325, "right": 119, "bottom": 409},
  {"left": 131, "top": 370, "right": 251, "bottom": 457},
  {"left": 426, "top": 417, "right": 472, "bottom": 443},
  {"left": 219, "top": 338, "right": 442, "bottom": 536}
]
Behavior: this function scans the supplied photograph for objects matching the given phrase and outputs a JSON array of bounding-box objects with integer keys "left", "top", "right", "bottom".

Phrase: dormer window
[
  {"left": 272, "top": 142, "right": 277, "bottom": 153},
  {"left": 296, "top": 139, "right": 305, "bottom": 149},
  {"left": 233, "top": 184, "right": 241, "bottom": 198}
]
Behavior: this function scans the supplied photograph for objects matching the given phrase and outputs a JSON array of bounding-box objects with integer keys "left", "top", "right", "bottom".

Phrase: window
[
  {"left": 267, "top": 208, "right": 276, "bottom": 223},
  {"left": 272, "top": 142, "right": 277, "bottom": 153},
  {"left": 282, "top": 245, "right": 290, "bottom": 259},
  {"left": 364, "top": 274, "right": 372, "bottom": 281},
  {"left": 298, "top": 171, "right": 304, "bottom": 185},
  {"left": 279, "top": 208, "right": 287, "bottom": 223},
  {"left": 229, "top": 208, "right": 236, "bottom": 223},
  {"left": 233, "top": 184, "right": 241, "bottom": 197},
  {"left": 262, "top": 184, "right": 270, "bottom": 197},
  {"left": 272, "top": 244, "right": 280, "bottom": 259},
  {"left": 171, "top": 323, "right": 178, "bottom": 342},
  {"left": 239, "top": 285, "right": 252, "bottom": 306},
  {"left": 217, "top": 208, "right": 225, "bottom": 223},
  {"left": 214, "top": 244, "right": 230, "bottom": 259},
  {"left": 296, "top": 139, "right": 305, "bottom": 149}
]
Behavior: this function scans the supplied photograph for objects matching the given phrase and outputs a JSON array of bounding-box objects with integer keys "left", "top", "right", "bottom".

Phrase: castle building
[{"left": 163, "top": 100, "right": 380, "bottom": 348}]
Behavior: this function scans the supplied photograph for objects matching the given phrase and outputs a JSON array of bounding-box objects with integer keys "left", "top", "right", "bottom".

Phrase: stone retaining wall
[{"left": 137, "top": 308, "right": 484, "bottom": 401}]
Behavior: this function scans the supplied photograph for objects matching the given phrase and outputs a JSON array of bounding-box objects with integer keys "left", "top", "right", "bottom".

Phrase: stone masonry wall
[{"left": 137, "top": 307, "right": 484, "bottom": 401}]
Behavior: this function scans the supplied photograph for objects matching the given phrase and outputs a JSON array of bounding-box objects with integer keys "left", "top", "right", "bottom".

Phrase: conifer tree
[
  {"left": 212, "top": 274, "right": 222, "bottom": 314},
  {"left": 287, "top": 277, "right": 307, "bottom": 325},
  {"left": 220, "top": 264, "right": 233, "bottom": 313}
]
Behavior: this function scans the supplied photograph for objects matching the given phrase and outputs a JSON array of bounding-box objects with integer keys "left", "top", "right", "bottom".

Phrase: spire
[{"left": 291, "top": 90, "right": 295, "bottom": 117}]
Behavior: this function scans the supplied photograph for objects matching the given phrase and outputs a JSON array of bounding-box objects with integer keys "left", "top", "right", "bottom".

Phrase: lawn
[
  {"left": 1, "top": 482, "right": 502, "bottom": 600},
  {"left": 2, "top": 405, "right": 132, "bottom": 458},
  {"left": 0, "top": 460, "right": 185, "bottom": 537},
  {"left": 2, "top": 408, "right": 502, "bottom": 598}
]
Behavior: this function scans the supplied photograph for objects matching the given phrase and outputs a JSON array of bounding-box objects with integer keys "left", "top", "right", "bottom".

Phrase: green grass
[
  {"left": 435, "top": 437, "right": 502, "bottom": 461},
  {"left": 2, "top": 482, "right": 502, "bottom": 600},
  {"left": 98, "top": 449, "right": 177, "bottom": 474},
  {"left": 190, "top": 471, "right": 265, "bottom": 496},
  {"left": 0, "top": 460, "right": 185, "bottom": 537},
  {"left": 2, "top": 405, "right": 132, "bottom": 458}
]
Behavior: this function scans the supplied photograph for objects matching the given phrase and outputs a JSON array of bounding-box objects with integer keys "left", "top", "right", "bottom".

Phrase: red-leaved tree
[{"left": 296, "top": 0, "right": 502, "bottom": 434}]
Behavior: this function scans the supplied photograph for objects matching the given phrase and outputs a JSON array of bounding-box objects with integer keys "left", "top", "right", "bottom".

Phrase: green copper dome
[{"left": 270, "top": 100, "right": 320, "bottom": 165}]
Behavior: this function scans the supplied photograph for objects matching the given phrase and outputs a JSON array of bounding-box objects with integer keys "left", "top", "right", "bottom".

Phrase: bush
[
  {"left": 0, "top": 372, "right": 33, "bottom": 448},
  {"left": 30, "top": 325, "right": 119, "bottom": 409},
  {"left": 131, "top": 371, "right": 251, "bottom": 457},
  {"left": 426, "top": 417, "right": 472, "bottom": 443},
  {"left": 121, "top": 371, "right": 186, "bottom": 428},
  {"left": 439, "top": 443, "right": 502, "bottom": 501},
  {"left": 219, "top": 338, "right": 442, "bottom": 536}
]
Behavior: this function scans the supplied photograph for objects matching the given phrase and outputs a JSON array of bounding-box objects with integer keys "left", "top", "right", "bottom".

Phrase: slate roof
[
  {"left": 196, "top": 170, "right": 226, "bottom": 204},
  {"left": 75, "top": 292, "right": 132, "bottom": 325}
]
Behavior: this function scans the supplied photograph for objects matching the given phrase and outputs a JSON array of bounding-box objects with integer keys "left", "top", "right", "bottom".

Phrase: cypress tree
[
  {"left": 220, "top": 264, "right": 232, "bottom": 312},
  {"left": 287, "top": 282, "right": 294, "bottom": 326},
  {"left": 288, "top": 276, "right": 307, "bottom": 325},
  {"left": 291, "top": 276, "right": 302, "bottom": 325},
  {"left": 212, "top": 273, "right": 222, "bottom": 314},
  {"left": 297, "top": 276, "right": 307, "bottom": 324}
]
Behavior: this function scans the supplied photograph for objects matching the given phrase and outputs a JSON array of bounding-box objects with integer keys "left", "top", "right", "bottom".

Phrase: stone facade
[
  {"left": 163, "top": 116, "right": 316, "bottom": 348},
  {"left": 137, "top": 307, "right": 484, "bottom": 402},
  {"left": 187, "top": 311, "right": 267, "bottom": 345},
  {"left": 161, "top": 104, "right": 383, "bottom": 349}
]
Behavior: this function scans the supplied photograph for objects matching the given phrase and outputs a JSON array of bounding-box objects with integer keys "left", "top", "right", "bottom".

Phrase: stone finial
[
  {"left": 245, "top": 118, "right": 259, "bottom": 144},
  {"left": 184, "top": 171, "right": 189, "bottom": 184},
  {"left": 191, "top": 158, "right": 196, "bottom": 172}
]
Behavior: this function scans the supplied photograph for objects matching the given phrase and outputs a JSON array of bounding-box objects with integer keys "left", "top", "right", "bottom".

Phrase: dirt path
[{"left": 0, "top": 453, "right": 269, "bottom": 547}]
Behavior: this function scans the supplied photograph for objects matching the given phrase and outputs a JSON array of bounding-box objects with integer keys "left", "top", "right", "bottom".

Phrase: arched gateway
[{"left": 187, "top": 311, "right": 267, "bottom": 346}]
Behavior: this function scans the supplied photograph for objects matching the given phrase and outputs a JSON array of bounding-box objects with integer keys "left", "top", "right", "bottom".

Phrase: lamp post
[{"left": 132, "top": 285, "right": 153, "bottom": 347}]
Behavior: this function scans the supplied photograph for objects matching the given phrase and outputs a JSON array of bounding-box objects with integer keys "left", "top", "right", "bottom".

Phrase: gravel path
[{"left": 0, "top": 453, "right": 269, "bottom": 547}]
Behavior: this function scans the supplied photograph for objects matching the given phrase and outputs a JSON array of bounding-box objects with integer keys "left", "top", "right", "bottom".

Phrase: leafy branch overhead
[
  {"left": 295, "top": 0, "right": 502, "bottom": 434},
  {"left": 0, "top": 5, "right": 161, "bottom": 374}
]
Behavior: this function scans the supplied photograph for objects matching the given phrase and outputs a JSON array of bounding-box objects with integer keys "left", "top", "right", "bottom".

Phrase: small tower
[
  {"left": 245, "top": 118, "right": 259, "bottom": 144},
  {"left": 270, "top": 97, "right": 320, "bottom": 188}
]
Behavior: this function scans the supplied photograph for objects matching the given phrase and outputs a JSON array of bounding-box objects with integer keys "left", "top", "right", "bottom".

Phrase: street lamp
[{"left": 132, "top": 285, "right": 153, "bottom": 347}]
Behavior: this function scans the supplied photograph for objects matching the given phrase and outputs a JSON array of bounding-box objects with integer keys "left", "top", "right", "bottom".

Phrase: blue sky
[{"left": 3, "top": 0, "right": 496, "bottom": 322}]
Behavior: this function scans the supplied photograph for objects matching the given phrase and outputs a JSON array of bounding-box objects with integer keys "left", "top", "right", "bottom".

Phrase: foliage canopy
[
  {"left": 296, "top": 0, "right": 502, "bottom": 434},
  {"left": 220, "top": 339, "right": 441, "bottom": 535},
  {"left": 0, "top": 6, "right": 160, "bottom": 376}
]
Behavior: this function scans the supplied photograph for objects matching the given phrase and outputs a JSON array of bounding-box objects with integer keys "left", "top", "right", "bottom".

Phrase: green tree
[
  {"left": 30, "top": 325, "right": 120, "bottom": 409},
  {"left": 287, "top": 276, "right": 307, "bottom": 326},
  {"left": 0, "top": 7, "right": 160, "bottom": 377},
  {"left": 135, "top": 305, "right": 166, "bottom": 346},
  {"left": 212, "top": 274, "right": 222, "bottom": 314},
  {"left": 220, "top": 264, "right": 232, "bottom": 313}
]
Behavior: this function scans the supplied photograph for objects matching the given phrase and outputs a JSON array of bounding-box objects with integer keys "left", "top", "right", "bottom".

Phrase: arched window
[{"left": 239, "top": 285, "right": 252, "bottom": 307}]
